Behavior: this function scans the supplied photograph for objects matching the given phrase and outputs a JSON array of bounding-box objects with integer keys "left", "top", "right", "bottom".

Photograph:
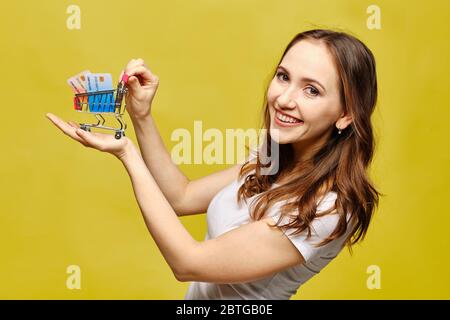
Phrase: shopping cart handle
[{"left": 121, "top": 73, "right": 130, "bottom": 84}]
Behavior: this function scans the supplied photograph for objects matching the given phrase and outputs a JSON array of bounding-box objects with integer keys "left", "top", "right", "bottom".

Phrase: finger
[
  {"left": 75, "top": 128, "right": 105, "bottom": 151},
  {"left": 125, "top": 65, "right": 152, "bottom": 79},
  {"left": 135, "top": 60, "right": 156, "bottom": 78},
  {"left": 46, "top": 113, "right": 88, "bottom": 145},
  {"left": 125, "top": 58, "right": 143, "bottom": 71},
  {"left": 125, "top": 65, "right": 158, "bottom": 85},
  {"left": 135, "top": 58, "right": 145, "bottom": 65},
  {"left": 130, "top": 58, "right": 145, "bottom": 67},
  {"left": 127, "top": 75, "right": 141, "bottom": 91},
  {"left": 119, "top": 62, "right": 139, "bottom": 81},
  {"left": 68, "top": 121, "right": 80, "bottom": 128}
]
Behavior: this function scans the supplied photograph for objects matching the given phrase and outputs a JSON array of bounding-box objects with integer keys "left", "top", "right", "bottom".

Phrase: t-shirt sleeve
[{"left": 270, "top": 192, "right": 344, "bottom": 263}]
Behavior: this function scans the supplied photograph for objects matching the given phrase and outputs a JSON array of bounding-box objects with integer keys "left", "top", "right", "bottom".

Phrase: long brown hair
[{"left": 237, "top": 29, "right": 381, "bottom": 254}]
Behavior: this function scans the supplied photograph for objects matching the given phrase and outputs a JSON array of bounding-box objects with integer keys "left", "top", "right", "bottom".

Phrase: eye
[
  {"left": 305, "top": 86, "right": 320, "bottom": 97},
  {"left": 276, "top": 71, "right": 289, "bottom": 82}
]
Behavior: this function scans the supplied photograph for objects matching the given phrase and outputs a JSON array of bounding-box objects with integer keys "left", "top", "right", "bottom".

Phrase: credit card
[
  {"left": 67, "top": 70, "right": 90, "bottom": 94},
  {"left": 94, "top": 74, "right": 114, "bottom": 112},
  {"left": 68, "top": 70, "right": 90, "bottom": 110},
  {"left": 86, "top": 73, "right": 114, "bottom": 112},
  {"left": 95, "top": 73, "right": 113, "bottom": 91},
  {"left": 86, "top": 73, "right": 98, "bottom": 112},
  {"left": 69, "top": 71, "right": 116, "bottom": 112}
]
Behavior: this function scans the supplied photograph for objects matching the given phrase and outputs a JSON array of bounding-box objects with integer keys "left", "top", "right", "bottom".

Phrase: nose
[{"left": 276, "top": 87, "right": 298, "bottom": 109}]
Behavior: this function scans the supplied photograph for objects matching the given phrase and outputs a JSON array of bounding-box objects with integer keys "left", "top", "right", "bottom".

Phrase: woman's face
[{"left": 267, "top": 39, "right": 351, "bottom": 160}]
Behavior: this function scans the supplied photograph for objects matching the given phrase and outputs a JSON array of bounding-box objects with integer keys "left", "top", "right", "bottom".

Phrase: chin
[{"left": 269, "top": 126, "right": 295, "bottom": 145}]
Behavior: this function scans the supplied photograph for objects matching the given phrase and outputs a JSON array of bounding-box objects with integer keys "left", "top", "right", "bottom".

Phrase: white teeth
[{"left": 276, "top": 111, "right": 301, "bottom": 123}]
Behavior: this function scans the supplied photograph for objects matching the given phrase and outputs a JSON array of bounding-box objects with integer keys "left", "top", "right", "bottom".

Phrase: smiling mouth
[{"left": 273, "top": 109, "right": 304, "bottom": 126}]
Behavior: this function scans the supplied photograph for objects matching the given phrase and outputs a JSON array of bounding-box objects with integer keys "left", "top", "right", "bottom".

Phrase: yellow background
[{"left": 1, "top": 0, "right": 449, "bottom": 299}]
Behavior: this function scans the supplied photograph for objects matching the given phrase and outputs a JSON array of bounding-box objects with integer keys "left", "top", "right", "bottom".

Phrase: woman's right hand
[{"left": 122, "top": 58, "right": 159, "bottom": 120}]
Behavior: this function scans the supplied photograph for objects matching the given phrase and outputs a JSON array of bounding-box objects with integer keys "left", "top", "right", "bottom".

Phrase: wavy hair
[{"left": 237, "top": 29, "right": 381, "bottom": 254}]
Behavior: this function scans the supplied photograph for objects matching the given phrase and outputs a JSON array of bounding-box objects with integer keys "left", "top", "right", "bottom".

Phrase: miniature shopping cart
[{"left": 73, "top": 74, "right": 129, "bottom": 139}]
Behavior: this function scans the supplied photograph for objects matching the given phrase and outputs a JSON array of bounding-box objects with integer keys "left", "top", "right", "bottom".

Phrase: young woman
[{"left": 47, "top": 29, "right": 380, "bottom": 300}]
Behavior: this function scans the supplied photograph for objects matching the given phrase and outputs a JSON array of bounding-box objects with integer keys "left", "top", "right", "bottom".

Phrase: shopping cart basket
[{"left": 73, "top": 74, "right": 129, "bottom": 139}]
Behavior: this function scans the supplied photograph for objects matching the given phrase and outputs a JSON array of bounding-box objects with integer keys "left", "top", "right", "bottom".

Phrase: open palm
[{"left": 46, "top": 113, "right": 132, "bottom": 159}]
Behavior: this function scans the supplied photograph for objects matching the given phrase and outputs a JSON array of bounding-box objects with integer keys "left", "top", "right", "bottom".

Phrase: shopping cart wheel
[
  {"left": 80, "top": 124, "right": 91, "bottom": 132},
  {"left": 115, "top": 132, "right": 122, "bottom": 140}
]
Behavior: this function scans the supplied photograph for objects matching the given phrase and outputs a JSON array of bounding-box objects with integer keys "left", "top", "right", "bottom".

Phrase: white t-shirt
[{"left": 184, "top": 169, "right": 355, "bottom": 300}]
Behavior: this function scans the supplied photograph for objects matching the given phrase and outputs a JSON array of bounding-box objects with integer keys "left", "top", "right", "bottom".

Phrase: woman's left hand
[{"left": 46, "top": 113, "right": 133, "bottom": 160}]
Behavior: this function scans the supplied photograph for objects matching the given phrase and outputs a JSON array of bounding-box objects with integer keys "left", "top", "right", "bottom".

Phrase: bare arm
[
  {"left": 131, "top": 115, "right": 243, "bottom": 216},
  {"left": 119, "top": 142, "right": 304, "bottom": 283},
  {"left": 47, "top": 113, "right": 304, "bottom": 284},
  {"left": 131, "top": 115, "right": 189, "bottom": 213},
  {"left": 124, "top": 58, "right": 243, "bottom": 216}
]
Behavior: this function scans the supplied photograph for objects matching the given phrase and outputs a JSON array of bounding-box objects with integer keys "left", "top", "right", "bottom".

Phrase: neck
[{"left": 291, "top": 129, "right": 332, "bottom": 162}]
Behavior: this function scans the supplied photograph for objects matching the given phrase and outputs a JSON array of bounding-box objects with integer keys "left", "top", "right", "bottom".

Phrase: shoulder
[
  {"left": 317, "top": 191, "right": 338, "bottom": 212},
  {"left": 314, "top": 191, "right": 356, "bottom": 244},
  {"left": 280, "top": 191, "right": 351, "bottom": 240}
]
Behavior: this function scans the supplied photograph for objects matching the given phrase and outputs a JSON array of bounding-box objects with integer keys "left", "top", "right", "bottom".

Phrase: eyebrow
[{"left": 277, "top": 65, "right": 326, "bottom": 93}]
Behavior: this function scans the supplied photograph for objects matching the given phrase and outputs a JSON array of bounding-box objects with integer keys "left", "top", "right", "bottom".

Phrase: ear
[{"left": 336, "top": 113, "right": 352, "bottom": 130}]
